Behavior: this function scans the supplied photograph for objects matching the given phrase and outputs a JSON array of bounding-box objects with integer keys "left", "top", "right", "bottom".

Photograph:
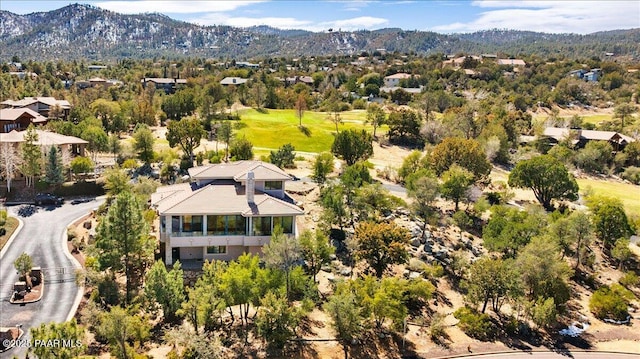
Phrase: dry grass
[{"left": 0, "top": 216, "right": 19, "bottom": 251}]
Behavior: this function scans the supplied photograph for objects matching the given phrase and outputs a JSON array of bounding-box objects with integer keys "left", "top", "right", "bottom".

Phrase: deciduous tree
[
  {"left": 133, "top": 125, "right": 155, "bottom": 165},
  {"left": 20, "top": 125, "right": 41, "bottom": 187},
  {"left": 349, "top": 221, "right": 410, "bottom": 278},
  {"left": 97, "top": 306, "right": 150, "bottom": 359},
  {"left": 440, "top": 164, "right": 474, "bottom": 211},
  {"left": 166, "top": 117, "right": 205, "bottom": 164},
  {"left": 0, "top": 142, "right": 22, "bottom": 192},
  {"left": 145, "top": 260, "right": 185, "bottom": 322},
  {"left": 430, "top": 137, "right": 490, "bottom": 180},
  {"left": 365, "top": 103, "right": 386, "bottom": 138},
  {"left": 263, "top": 226, "right": 301, "bottom": 301},
  {"left": 508, "top": 155, "right": 578, "bottom": 210},
  {"left": 299, "top": 229, "right": 334, "bottom": 283},
  {"left": 331, "top": 129, "right": 373, "bottom": 166},
  {"left": 14, "top": 252, "right": 33, "bottom": 288},
  {"left": 324, "top": 292, "right": 363, "bottom": 359}
]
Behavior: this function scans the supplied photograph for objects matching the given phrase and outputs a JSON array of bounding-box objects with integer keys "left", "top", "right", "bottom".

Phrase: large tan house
[
  {"left": 151, "top": 161, "right": 304, "bottom": 264},
  {"left": 0, "top": 97, "right": 71, "bottom": 119}
]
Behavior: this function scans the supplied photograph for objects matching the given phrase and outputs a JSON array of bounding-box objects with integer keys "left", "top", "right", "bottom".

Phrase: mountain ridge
[{"left": 1, "top": 4, "right": 638, "bottom": 61}]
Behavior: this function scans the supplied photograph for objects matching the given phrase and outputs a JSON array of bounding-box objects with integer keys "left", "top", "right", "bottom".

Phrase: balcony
[{"left": 167, "top": 233, "right": 272, "bottom": 248}]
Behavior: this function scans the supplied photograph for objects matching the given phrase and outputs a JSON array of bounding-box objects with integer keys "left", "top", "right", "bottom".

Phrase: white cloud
[
  {"left": 94, "top": 0, "right": 264, "bottom": 14},
  {"left": 433, "top": 1, "right": 639, "bottom": 34}
]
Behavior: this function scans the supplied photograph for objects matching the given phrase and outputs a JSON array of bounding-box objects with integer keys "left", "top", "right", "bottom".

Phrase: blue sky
[{"left": 1, "top": 1, "right": 638, "bottom": 34}]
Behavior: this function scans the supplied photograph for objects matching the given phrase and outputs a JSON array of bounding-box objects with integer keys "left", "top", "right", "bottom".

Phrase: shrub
[
  {"left": 619, "top": 271, "right": 639, "bottom": 289},
  {"left": 621, "top": 166, "right": 640, "bottom": 185},
  {"left": 453, "top": 306, "right": 495, "bottom": 341},
  {"left": 589, "top": 284, "right": 632, "bottom": 321}
]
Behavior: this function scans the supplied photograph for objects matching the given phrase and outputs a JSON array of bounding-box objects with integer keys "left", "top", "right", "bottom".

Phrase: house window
[
  {"left": 181, "top": 215, "right": 203, "bottom": 233},
  {"left": 160, "top": 216, "right": 166, "bottom": 233},
  {"left": 206, "top": 246, "right": 227, "bottom": 254},
  {"left": 264, "top": 181, "right": 283, "bottom": 190},
  {"left": 206, "top": 215, "right": 246, "bottom": 235},
  {"left": 273, "top": 216, "right": 294, "bottom": 234},
  {"left": 227, "top": 215, "right": 246, "bottom": 235},
  {"left": 207, "top": 215, "right": 225, "bottom": 235},
  {"left": 171, "top": 216, "right": 181, "bottom": 233},
  {"left": 252, "top": 217, "right": 272, "bottom": 236}
]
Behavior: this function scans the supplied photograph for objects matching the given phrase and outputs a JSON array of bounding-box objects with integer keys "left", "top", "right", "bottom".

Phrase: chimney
[{"left": 246, "top": 171, "right": 255, "bottom": 204}]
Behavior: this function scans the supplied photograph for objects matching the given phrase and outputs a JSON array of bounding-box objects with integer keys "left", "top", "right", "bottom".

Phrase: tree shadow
[
  {"left": 349, "top": 331, "right": 418, "bottom": 359},
  {"left": 256, "top": 108, "right": 269, "bottom": 114},
  {"left": 298, "top": 125, "right": 312, "bottom": 137}
]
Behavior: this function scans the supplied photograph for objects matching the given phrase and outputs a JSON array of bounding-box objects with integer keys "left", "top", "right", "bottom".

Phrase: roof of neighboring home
[
  {"left": 152, "top": 183, "right": 303, "bottom": 216},
  {"left": 379, "top": 86, "right": 423, "bottom": 94},
  {"left": 497, "top": 59, "right": 526, "bottom": 66},
  {"left": 143, "top": 78, "right": 187, "bottom": 85},
  {"left": 220, "top": 77, "right": 248, "bottom": 85},
  {"left": 543, "top": 127, "right": 635, "bottom": 144},
  {"left": 1, "top": 97, "right": 71, "bottom": 109},
  {"left": 384, "top": 73, "right": 413, "bottom": 79},
  {"left": 189, "top": 161, "right": 291, "bottom": 181},
  {"left": 0, "top": 129, "right": 88, "bottom": 146},
  {"left": 0, "top": 108, "right": 48, "bottom": 123}
]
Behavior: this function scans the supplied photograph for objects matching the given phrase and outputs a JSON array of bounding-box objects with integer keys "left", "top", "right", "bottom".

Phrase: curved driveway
[
  {"left": 452, "top": 352, "right": 640, "bottom": 359},
  {"left": 0, "top": 198, "right": 104, "bottom": 358}
]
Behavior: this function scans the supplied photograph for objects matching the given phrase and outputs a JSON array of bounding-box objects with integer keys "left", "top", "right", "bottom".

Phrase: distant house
[
  {"left": 497, "top": 59, "right": 526, "bottom": 67},
  {"left": 584, "top": 69, "right": 601, "bottom": 82},
  {"left": 285, "top": 76, "right": 314, "bottom": 86},
  {"left": 87, "top": 65, "right": 108, "bottom": 70},
  {"left": 0, "top": 108, "right": 48, "bottom": 133},
  {"left": 569, "top": 69, "right": 587, "bottom": 79},
  {"left": 220, "top": 77, "right": 248, "bottom": 86},
  {"left": 0, "top": 97, "right": 71, "bottom": 119},
  {"left": 0, "top": 129, "right": 87, "bottom": 156},
  {"left": 379, "top": 86, "right": 423, "bottom": 94},
  {"left": 76, "top": 77, "right": 122, "bottom": 89},
  {"left": 141, "top": 78, "right": 187, "bottom": 94},
  {"left": 8, "top": 71, "right": 38, "bottom": 80},
  {"left": 151, "top": 161, "right": 304, "bottom": 264},
  {"left": 442, "top": 55, "right": 481, "bottom": 69},
  {"left": 542, "top": 127, "right": 635, "bottom": 151},
  {"left": 383, "top": 73, "right": 414, "bottom": 87},
  {"left": 236, "top": 61, "right": 260, "bottom": 69}
]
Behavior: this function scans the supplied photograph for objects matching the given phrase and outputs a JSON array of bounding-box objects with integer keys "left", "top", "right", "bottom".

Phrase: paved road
[
  {"left": 0, "top": 198, "right": 104, "bottom": 358},
  {"left": 452, "top": 352, "right": 640, "bottom": 359}
]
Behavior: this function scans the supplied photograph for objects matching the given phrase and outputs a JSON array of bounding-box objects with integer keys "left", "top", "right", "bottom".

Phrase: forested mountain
[{"left": 1, "top": 4, "right": 639, "bottom": 61}]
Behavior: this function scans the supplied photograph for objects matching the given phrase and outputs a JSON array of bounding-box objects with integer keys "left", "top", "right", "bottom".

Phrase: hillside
[{"left": 1, "top": 4, "right": 639, "bottom": 60}]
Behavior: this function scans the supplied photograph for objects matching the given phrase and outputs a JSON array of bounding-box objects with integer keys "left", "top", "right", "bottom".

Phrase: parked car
[{"left": 35, "top": 193, "right": 63, "bottom": 206}]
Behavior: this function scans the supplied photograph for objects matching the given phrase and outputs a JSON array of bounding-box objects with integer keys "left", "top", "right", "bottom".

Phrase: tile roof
[
  {"left": 189, "top": 161, "right": 291, "bottom": 181},
  {"left": 1, "top": 97, "right": 71, "bottom": 109},
  {"left": 152, "top": 183, "right": 303, "bottom": 217},
  {"left": 0, "top": 108, "right": 47, "bottom": 123},
  {"left": 0, "top": 129, "right": 88, "bottom": 145}
]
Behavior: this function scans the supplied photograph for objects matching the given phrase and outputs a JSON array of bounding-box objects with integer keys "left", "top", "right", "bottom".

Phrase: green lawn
[
  {"left": 233, "top": 109, "right": 376, "bottom": 153},
  {"left": 491, "top": 167, "right": 640, "bottom": 217},
  {"left": 577, "top": 178, "right": 640, "bottom": 217}
]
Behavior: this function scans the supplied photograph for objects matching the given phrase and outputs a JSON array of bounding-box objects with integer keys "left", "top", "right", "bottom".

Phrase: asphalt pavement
[{"left": 0, "top": 198, "right": 104, "bottom": 358}]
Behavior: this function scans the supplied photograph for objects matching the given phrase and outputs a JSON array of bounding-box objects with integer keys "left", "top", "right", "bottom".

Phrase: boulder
[{"left": 410, "top": 238, "right": 421, "bottom": 247}]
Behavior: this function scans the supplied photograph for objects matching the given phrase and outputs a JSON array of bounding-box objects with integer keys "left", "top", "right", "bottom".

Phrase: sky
[{"left": 1, "top": 0, "right": 638, "bottom": 34}]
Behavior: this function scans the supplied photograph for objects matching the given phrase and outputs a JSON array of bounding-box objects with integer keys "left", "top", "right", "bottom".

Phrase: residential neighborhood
[{"left": 0, "top": 2, "right": 639, "bottom": 359}]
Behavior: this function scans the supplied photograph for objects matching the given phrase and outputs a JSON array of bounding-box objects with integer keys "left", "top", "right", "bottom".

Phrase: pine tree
[
  {"left": 45, "top": 145, "right": 64, "bottom": 185},
  {"left": 95, "top": 190, "right": 154, "bottom": 304}
]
